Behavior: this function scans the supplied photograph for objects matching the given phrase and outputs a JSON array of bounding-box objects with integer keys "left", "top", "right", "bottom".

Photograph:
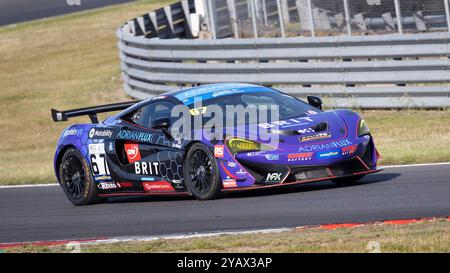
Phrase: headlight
[
  {"left": 358, "top": 119, "right": 370, "bottom": 137},
  {"left": 226, "top": 138, "right": 273, "bottom": 155}
]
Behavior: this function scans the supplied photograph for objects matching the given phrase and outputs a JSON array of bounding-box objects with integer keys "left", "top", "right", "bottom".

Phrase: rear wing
[{"left": 51, "top": 100, "right": 141, "bottom": 123}]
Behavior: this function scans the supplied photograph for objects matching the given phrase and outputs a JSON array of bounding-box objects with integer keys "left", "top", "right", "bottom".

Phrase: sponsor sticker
[
  {"left": 97, "top": 182, "right": 117, "bottom": 190},
  {"left": 342, "top": 144, "right": 358, "bottom": 156},
  {"left": 56, "top": 112, "right": 63, "bottom": 121},
  {"left": 299, "top": 139, "right": 352, "bottom": 152},
  {"left": 172, "top": 140, "right": 182, "bottom": 149},
  {"left": 300, "top": 132, "right": 331, "bottom": 142},
  {"left": 63, "top": 128, "right": 82, "bottom": 137},
  {"left": 297, "top": 128, "right": 315, "bottom": 134},
  {"left": 134, "top": 162, "right": 159, "bottom": 175},
  {"left": 266, "top": 172, "right": 283, "bottom": 183},
  {"left": 223, "top": 179, "right": 237, "bottom": 188},
  {"left": 227, "top": 162, "right": 237, "bottom": 168},
  {"left": 89, "top": 128, "right": 113, "bottom": 139},
  {"left": 287, "top": 152, "right": 313, "bottom": 162},
  {"left": 118, "top": 182, "right": 133, "bottom": 188},
  {"left": 246, "top": 151, "right": 263, "bottom": 157},
  {"left": 258, "top": 117, "right": 314, "bottom": 129},
  {"left": 107, "top": 142, "right": 114, "bottom": 152},
  {"left": 317, "top": 150, "right": 340, "bottom": 159},
  {"left": 264, "top": 154, "right": 279, "bottom": 161},
  {"left": 124, "top": 143, "right": 141, "bottom": 163},
  {"left": 94, "top": 175, "right": 112, "bottom": 181},
  {"left": 143, "top": 181, "right": 174, "bottom": 191},
  {"left": 117, "top": 130, "right": 153, "bottom": 142},
  {"left": 214, "top": 145, "right": 224, "bottom": 158}
]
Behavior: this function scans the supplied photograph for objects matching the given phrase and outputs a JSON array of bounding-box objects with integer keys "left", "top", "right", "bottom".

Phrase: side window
[{"left": 127, "top": 101, "right": 175, "bottom": 129}]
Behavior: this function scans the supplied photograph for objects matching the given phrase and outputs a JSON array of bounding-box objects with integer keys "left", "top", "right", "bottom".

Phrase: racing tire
[
  {"left": 183, "top": 143, "right": 222, "bottom": 200},
  {"left": 59, "top": 148, "right": 104, "bottom": 206},
  {"left": 331, "top": 174, "right": 365, "bottom": 185}
]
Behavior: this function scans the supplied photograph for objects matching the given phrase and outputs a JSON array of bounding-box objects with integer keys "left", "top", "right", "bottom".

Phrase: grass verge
[
  {"left": 0, "top": 1, "right": 449, "bottom": 185},
  {"left": 0, "top": 0, "right": 172, "bottom": 185},
  {"left": 3, "top": 218, "right": 449, "bottom": 253}
]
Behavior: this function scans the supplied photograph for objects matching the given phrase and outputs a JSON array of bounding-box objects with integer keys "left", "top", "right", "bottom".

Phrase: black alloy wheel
[
  {"left": 59, "top": 148, "right": 104, "bottom": 206},
  {"left": 183, "top": 143, "right": 222, "bottom": 200}
]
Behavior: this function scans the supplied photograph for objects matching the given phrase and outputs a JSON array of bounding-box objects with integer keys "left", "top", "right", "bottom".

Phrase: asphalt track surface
[
  {"left": 0, "top": 164, "right": 449, "bottom": 243},
  {"left": 0, "top": 0, "right": 135, "bottom": 26}
]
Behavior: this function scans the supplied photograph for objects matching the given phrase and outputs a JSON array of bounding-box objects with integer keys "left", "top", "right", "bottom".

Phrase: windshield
[{"left": 187, "top": 90, "right": 319, "bottom": 126}]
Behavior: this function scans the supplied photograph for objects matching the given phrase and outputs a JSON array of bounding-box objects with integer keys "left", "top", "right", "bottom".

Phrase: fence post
[
  {"left": 250, "top": 0, "right": 258, "bottom": 38},
  {"left": 343, "top": 0, "right": 351, "bottom": 35},
  {"left": 262, "top": 0, "right": 268, "bottom": 25},
  {"left": 205, "top": 0, "right": 217, "bottom": 38},
  {"left": 281, "top": 0, "right": 290, "bottom": 23},
  {"left": 394, "top": 0, "right": 403, "bottom": 34},
  {"left": 227, "top": 0, "right": 240, "bottom": 38},
  {"left": 277, "top": 0, "right": 286, "bottom": 37},
  {"left": 307, "top": 0, "right": 315, "bottom": 36},
  {"left": 445, "top": 0, "right": 450, "bottom": 32}
]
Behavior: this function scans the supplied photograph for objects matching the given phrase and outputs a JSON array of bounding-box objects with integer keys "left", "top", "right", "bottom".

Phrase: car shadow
[
  {"left": 104, "top": 172, "right": 401, "bottom": 204},
  {"left": 226, "top": 172, "right": 401, "bottom": 199}
]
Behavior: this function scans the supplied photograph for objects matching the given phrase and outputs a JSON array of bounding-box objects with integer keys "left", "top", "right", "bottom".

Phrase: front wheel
[
  {"left": 59, "top": 148, "right": 104, "bottom": 206},
  {"left": 331, "top": 174, "right": 365, "bottom": 185},
  {"left": 183, "top": 143, "right": 222, "bottom": 200}
]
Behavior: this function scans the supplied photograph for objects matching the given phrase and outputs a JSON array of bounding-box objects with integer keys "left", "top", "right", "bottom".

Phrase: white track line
[
  {"left": 0, "top": 228, "right": 293, "bottom": 248},
  {"left": 0, "top": 162, "right": 448, "bottom": 189},
  {"left": 3, "top": 216, "right": 449, "bottom": 248},
  {"left": 88, "top": 228, "right": 293, "bottom": 245}
]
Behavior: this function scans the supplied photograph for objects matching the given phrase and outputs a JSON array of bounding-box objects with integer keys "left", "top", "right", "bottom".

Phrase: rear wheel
[
  {"left": 183, "top": 143, "right": 222, "bottom": 200},
  {"left": 59, "top": 148, "right": 104, "bottom": 206},
  {"left": 331, "top": 174, "right": 365, "bottom": 185}
]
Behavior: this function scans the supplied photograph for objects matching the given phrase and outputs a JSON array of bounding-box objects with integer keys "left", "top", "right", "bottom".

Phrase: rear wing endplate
[{"left": 51, "top": 100, "right": 141, "bottom": 123}]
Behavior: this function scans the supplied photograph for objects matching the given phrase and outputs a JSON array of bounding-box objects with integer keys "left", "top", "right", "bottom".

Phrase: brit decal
[{"left": 134, "top": 162, "right": 160, "bottom": 175}]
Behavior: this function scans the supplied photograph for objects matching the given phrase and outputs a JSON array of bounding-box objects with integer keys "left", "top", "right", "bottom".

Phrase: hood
[{"left": 232, "top": 110, "right": 363, "bottom": 166}]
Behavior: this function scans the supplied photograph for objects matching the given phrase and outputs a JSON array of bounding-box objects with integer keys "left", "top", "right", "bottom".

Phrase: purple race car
[{"left": 51, "top": 83, "right": 381, "bottom": 205}]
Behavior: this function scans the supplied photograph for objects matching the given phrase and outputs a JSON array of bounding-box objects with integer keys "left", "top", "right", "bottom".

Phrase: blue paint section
[
  {"left": 141, "top": 177, "right": 156, "bottom": 181},
  {"left": 174, "top": 83, "right": 274, "bottom": 105}
]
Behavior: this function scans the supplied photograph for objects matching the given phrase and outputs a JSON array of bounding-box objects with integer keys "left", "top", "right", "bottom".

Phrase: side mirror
[
  {"left": 151, "top": 118, "right": 171, "bottom": 129},
  {"left": 307, "top": 96, "right": 323, "bottom": 110},
  {"left": 151, "top": 118, "right": 173, "bottom": 141}
]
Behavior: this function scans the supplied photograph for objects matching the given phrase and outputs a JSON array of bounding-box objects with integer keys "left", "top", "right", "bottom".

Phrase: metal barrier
[{"left": 117, "top": 1, "right": 450, "bottom": 108}]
